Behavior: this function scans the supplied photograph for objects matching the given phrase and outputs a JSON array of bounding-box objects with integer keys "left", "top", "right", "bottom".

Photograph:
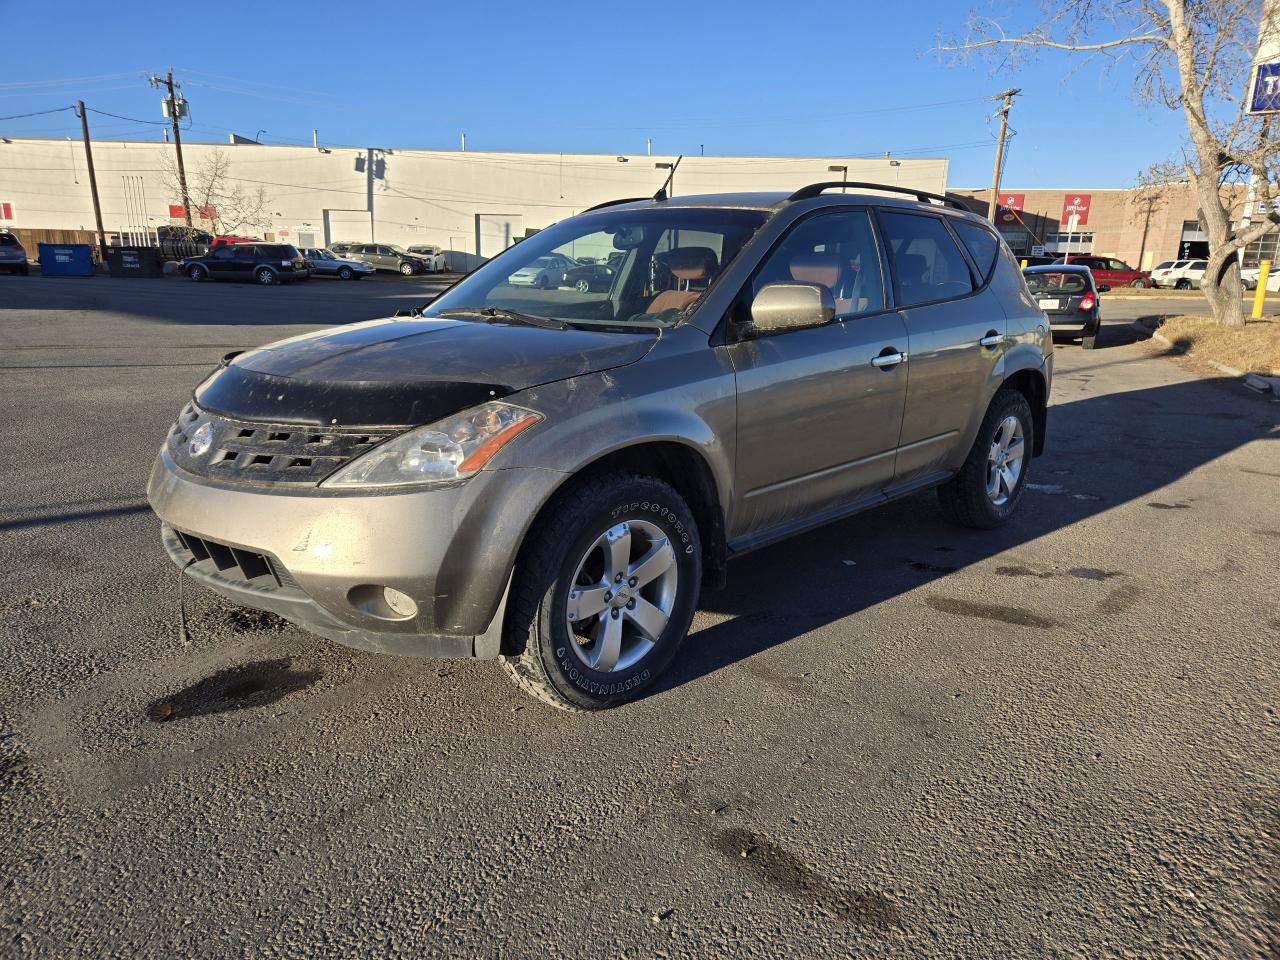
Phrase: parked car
[
  {"left": 407, "top": 245, "right": 449, "bottom": 272},
  {"left": 1018, "top": 254, "right": 1057, "bottom": 267},
  {"left": 181, "top": 243, "right": 309, "bottom": 284},
  {"left": 1240, "top": 266, "right": 1260, "bottom": 290},
  {"left": 329, "top": 241, "right": 359, "bottom": 257},
  {"left": 1024, "top": 264, "right": 1106, "bottom": 349},
  {"left": 345, "top": 243, "right": 432, "bottom": 276},
  {"left": 209, "top": 235, "right": 259, "bottom": 250},
  {"left": 506, "top": 253, "right": 578, "bottom": 288},
  {"left": 149, "top": 180, "right": 1051, "bottom": 711},
  {"left": 1054, "top": 254, "right": 1150, "bottom": 288},
  {"left": 1150, "top": 259, "right": 1201, "bottom": 289},
  {"left": 1177, "top": 261, "right": 1208, "bottom": 289},
  {"left": 559, "top": 260, "right": 616, "bottom": 292},
  {"left": 0, "top": 229, "right": 29, "bottom": 275},
  {"left": 300, "top": 248, "right": 376, "bottom": 280}
]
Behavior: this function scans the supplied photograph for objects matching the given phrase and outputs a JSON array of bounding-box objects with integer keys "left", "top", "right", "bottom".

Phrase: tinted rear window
[
  {"left": 880, "top": 212, "right": 976, "bottom": 307},
  {"left": 0, "top": 234, "right": 17, "bottom": 247},
  {"left": 1025, "top": 272, "right": 1088, "bottom": 294},
  {"left": 952, "top": 220, "right": 999, "bottom": 279}
]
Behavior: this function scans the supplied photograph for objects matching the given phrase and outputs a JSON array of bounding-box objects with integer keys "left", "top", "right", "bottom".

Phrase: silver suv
[{"left": 148, "top": 182, "right": 1052, "bottom": 710}]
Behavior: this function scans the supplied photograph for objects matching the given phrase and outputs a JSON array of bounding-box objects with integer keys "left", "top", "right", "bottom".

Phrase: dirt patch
[
  {"left": 1148, "top": 501, "right": 1191, "bottom": 510},
  {"left": 905, "top": 559, "right": 959, "bottom": 574},
  {"left": 711, "top": 827, "right": 900, "bottom": 927},
  {"left": 925, "top": 596, "right": 1056, "bottom": 629},
  {"left": 221, "top": 606, "right": 293, "bottom": 633},
  {"left": 1097, "top": 585, "right": 1144, "bottom": 617},
  {"left": 146, "top": 658, "right": 322, "bottom": 722},
  {"left": 1068, "top": 568, "right": 1125, "bottom": 582},
  {"left": 1152, "top": 314, "right": 1280, "bottom": 375},
  {"left": 995, "top": 564, "right": 1055, "bottom": 580}
]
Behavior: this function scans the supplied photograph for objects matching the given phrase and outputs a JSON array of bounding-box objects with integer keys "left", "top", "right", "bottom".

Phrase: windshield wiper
[{"left": 437, "top": 307, "right": 569, "bottom": 330}]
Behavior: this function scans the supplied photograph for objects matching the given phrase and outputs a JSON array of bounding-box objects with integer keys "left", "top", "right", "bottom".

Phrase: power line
[
  {"left": 0, "top": 106, "right": 76, "bottom": 122},
  {"left": 85, "top": 107, "right": 169, "bottom": 126},
  {"left": 0, "top": 71, "right": 143, "bottom": 90}
]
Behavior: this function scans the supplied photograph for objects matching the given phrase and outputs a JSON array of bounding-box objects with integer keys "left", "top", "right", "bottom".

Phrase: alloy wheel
[
  {"left": 986, "top": 415, "right": 1026, "bottom": 507},
  {"left": 564, "top": 519, "right": 678, "bottom": 673}
]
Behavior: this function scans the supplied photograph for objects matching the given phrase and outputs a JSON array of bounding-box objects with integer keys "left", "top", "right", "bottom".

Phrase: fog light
[{"left": 382, "top": 587, "right": 417, "bottom": 618}]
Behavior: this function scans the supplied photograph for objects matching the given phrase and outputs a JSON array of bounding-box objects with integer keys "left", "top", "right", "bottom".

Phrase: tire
[
  {"left": 255, "top": 267, "right": 276, "bottom": 285},
  {"left": 575, "top": 279, "right": 591, "bottom": 293},
  {"left": 1175, "top": 278, "right": 1190, "bottom": 290},
  {"left": 937, "top": 388, "right": 1034, "bottom": 530},
  {"left": 1129, "top": 279, "right": 1145, "bottom": 288},
  {"left": 399, "top": 262, "right": 414, "bottom": 277},
  {"left": 500, "top": 472, "right": 702, "bottom": 711},
  {"left": 338, "top": 266, "right": 353, "bottom": 281},
  {"left": 187, "top": 264, "right": 208, "bottom": 282}
]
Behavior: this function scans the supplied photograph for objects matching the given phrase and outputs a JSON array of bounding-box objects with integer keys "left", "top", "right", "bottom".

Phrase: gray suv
[
  {"left": 148, "top": 182, "right": 1052, "bottom": 710},
  {"left": 345, "top": 243, "right": 431, "bottom": 276}
]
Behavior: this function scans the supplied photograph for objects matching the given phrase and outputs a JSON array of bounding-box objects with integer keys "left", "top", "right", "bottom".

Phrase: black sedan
[
  {"left": 559, "top": 261, "right": 616, "bottom": 293},
  {"left": 1022, "top": 264, "right": 1108, "bottom": 349}
]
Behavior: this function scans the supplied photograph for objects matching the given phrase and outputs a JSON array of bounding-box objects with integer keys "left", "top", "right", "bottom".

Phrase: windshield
[
  {"left": 426, "top": 207, "right": 767, "bottom": 331},
  {"left": 1024, "top": 271, "right": 1088, "bottom": 294}
]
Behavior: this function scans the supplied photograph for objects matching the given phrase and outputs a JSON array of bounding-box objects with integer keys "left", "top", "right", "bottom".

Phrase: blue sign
[{"left": 1250, "top": 62, "right": 1280, "bottom": 113}]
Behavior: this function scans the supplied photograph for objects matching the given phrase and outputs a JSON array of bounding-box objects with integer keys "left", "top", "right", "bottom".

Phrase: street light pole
[{"left": 986, "top": 87, "right": 1020, "bottom": 221}]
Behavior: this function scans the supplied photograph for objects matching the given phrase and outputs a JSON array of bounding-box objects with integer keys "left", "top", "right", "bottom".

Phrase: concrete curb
[{"left": 1139, "top": 324, "right": 1280, "bottom": 397}]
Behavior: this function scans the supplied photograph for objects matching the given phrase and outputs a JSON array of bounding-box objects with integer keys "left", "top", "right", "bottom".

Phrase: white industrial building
[{"left": 0, "top": 138, "right": 946, "bottom": 267}]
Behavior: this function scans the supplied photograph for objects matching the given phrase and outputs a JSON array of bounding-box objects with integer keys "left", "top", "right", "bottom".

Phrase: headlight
[{"left": 321, "top": 402, "right": 541, "bottom": 489}]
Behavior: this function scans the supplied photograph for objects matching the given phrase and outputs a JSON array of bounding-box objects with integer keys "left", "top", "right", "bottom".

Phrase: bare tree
[
  {"left": 160, "top": 148, "right": 272, "bottom": 238},
  {"left": 938, "top": 0, "right": 1280, "bottom": 327}
]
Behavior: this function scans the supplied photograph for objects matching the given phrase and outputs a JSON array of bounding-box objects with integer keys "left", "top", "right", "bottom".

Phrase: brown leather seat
[
  {"left": 788, "top": 252, "right": 853, "bottom": 315},
  {"left": 647, "top": 247, "right": 719, "bottom": 313}
]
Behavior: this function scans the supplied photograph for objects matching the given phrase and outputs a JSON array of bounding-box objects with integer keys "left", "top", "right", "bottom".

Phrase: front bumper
[{"left": 148, "top": 448, "right": 566, "bottom": 658}]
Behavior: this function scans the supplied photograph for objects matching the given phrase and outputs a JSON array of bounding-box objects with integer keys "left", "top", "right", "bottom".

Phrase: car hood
[{"left": 193, "top": 316, "right": 659, "bottom": 427}]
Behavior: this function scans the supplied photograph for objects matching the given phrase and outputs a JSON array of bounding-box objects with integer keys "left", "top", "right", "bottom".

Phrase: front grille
[
  {"left": 168, "top": 402, "right": 392, "bottom": 485},
  {"left": 171, "top": 527, "right": 297, "bottom": 590}
]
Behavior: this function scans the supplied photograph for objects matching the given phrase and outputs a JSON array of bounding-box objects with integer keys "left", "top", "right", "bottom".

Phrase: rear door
[
  {"left": 725, "top": 207, "right": 909, "bottom": 542},
  {"left": 878, "top": 210, "right": 1004, "bottom": 488},
  {"left": 231, "top": 244, "right": 261, "bottom": 280}
]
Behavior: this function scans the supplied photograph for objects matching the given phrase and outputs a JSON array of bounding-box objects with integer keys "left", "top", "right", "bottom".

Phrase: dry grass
[{"left": 1154, "top": 314, "right": 1280, "bottom": 374}]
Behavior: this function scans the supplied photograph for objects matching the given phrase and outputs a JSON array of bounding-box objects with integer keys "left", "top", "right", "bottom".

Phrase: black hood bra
[{"left": 194, "top": 316, "right": 657, "bottom": 427}]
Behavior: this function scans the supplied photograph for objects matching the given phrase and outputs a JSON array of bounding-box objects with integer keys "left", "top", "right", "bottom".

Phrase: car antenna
[{"left": 652, "top": 155, "right": 683, "bottom": 201}]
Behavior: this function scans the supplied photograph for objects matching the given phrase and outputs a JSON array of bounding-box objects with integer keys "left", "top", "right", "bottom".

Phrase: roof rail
[
  {"left": 787, "top": 181, "right": 968, "bottom": 210},
  {"left": 582, "top": 196, "right": 649, "bottom": 213}
]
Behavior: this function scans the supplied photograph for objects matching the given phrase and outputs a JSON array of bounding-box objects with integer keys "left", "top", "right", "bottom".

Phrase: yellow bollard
[
  {"left": 1252, "top": 259, "right": 1270, "bottom": 319},
  {"left": 1020, "top": 259, "right": 1028, "bottom": 269}
]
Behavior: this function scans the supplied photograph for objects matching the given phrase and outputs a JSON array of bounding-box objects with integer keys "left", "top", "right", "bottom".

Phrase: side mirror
[
  {"left": 746, "top": 282, "right": 836, "bottom": 336},
  {"left": 1097, "top": 284, "right": 1111, "bottom": 293}
]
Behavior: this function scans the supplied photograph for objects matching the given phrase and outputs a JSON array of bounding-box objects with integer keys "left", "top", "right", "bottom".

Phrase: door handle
[
  {"left": 979, "top": 332, "right": 1005, "bottom": 348},
  {"left": 871, "top": 350, "right": 907, "bottom": 368}
]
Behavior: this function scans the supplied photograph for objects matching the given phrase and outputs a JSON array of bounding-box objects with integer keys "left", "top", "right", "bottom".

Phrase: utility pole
[
  {"left": 76, "top": 101, "right": 107, "bottom": 264},
  {"left": 152, "top": 70, "right": 191, "bottom": 226},
  {"left": 986, "top": 87, "right": 1020, "bottom": 221}
]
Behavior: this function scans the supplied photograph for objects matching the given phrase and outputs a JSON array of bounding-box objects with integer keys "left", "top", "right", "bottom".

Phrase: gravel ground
[{"left": 1, "top": 277, "right": 1277, "bottom": 959}]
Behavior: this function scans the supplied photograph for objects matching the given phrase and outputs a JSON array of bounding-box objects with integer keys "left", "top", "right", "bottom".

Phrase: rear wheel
[
  {"left": 937, "top": 389, "right": 1034, "bottom": 530},
  {"left": 255, "top": 267, "right": 276, "bottom": 285},
  {"left": 338, "top": 266, "right": 353, "bottom": 281},
  {"left": 501, "top": 473, "right": 701, "bottom": 711},
  {"left": 187, "top": 264, "right": 207, "bottom": 282},
  {"left": 1175, "top": 278, "right": 1191, "bottom": 290}
]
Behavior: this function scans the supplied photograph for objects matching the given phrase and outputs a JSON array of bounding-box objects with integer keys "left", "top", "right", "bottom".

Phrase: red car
[{"left": 1053, "top": 254, "right": 1151, "bottom": 288}]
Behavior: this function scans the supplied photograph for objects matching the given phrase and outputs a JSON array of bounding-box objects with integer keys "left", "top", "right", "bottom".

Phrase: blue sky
[{"left": 1, "top": 0, "right": 1191, "bottom": 187}]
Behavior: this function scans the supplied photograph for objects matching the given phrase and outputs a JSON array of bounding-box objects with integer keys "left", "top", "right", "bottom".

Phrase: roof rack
[
  {"left": 582, "top": 196, "right": 649, "bottom": 213},
  {"left": 787, "top": 181, "right": 968, "bottom": 210}
]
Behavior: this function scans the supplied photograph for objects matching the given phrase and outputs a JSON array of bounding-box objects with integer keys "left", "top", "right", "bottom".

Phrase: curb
[{"left": 1140, "top": 324, "right": 1280, "bottom": 397}]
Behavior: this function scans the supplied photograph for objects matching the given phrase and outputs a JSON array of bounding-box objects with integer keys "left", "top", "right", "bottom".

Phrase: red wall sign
[
  {"left": 0, "top": 202, "right": 12, "bottom": 220},
  {"left": 168, "top": 204, "right": 185, "bottom": 219},
  {"left": 997, "top": 192, "right": 1025, "bottom": 224},
  {"left": 1061, "top": 193, "right": 1092, "bottom": 226}
]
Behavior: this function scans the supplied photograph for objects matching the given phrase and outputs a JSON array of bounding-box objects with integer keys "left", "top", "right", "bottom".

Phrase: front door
[
  {"left": 724, "top": 208, "right": 909, "bottom": 544},
  {"left": 877, "top": 210, "right": 1006, "bottom": 486},
  {"left": 207, "top": 246, "right": 237, "bottom": 278}
]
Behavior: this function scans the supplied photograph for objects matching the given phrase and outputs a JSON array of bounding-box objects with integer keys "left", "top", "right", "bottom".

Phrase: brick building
[{"left": 947, "top": 183, "right": 1267, "bottom": 270}]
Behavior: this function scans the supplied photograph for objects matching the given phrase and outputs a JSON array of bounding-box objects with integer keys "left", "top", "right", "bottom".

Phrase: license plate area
[{"left": 1038, "top": 298, "right": 1061, "bottom": 310}]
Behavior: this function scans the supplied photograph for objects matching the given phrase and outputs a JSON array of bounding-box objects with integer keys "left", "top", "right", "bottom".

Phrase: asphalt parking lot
[{"left": 1, "top": 276, "right": 1277, "bottom": 958}]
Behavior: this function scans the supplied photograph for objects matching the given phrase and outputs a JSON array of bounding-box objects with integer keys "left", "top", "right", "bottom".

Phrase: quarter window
[
  {"left": 750, "top": 210, "right": 886, "bottom": 318},
  {"left": 879, "top": 212, "right": 975, "bottom": 307},
  {"left": 952, "top": 220, "right": 1000, "bottom": 280}
]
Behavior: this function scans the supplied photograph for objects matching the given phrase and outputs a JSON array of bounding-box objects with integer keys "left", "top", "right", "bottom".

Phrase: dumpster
[
  {"left": 106, "top": 246, "right": 164, "bottom": 279},
  {"left": 36, "top": 243, "right": 95, "bottom": 277}
]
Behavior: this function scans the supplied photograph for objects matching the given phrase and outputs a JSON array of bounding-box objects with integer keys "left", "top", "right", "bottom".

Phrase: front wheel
[
  {"left": 937, "top": 388, "right": 1034, "bottom": 530},
  {"left": 255, "top": 267, "right": 276, "bottom": 285},
  {"left": 575, "top": 279, "right": 591, "bottom": 293},
  {"left": 187, "top": 264, "right": 207, "bottom": 282},
  {"left": 501, "top": 473, "right": 701, "bottom": 711},
  {"left": 1129, "top": 278, "right": 1145, "bottom": 288},
  {"left": 338, "top": 266, "right": 353, "bottom": 281},
  {"left": 399, "top": 262, "right": 414, "bottom": 276}
]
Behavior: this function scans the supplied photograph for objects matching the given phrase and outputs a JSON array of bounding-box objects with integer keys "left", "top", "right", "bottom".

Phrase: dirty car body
[{"left": 149, "top": 183, "right": 1053, "bottom": 709}]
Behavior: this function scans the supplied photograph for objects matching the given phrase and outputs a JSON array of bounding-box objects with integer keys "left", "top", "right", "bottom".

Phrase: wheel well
[
  {"left": 570, "top": 442, "right": 728, "bottom": 589},
  {"left": 1002, "top": 369, "right": 1047, "bottom": 456}
]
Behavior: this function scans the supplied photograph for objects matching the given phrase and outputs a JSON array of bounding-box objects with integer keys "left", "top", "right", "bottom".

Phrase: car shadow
[{"left": 648, "top": 374, "right": 1278, "bottom": 699}]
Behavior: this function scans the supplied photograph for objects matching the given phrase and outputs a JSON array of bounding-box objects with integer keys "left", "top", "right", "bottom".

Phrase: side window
[
  {"left": 1108, "top": 259, "right": 1130, "bottom": 271},
  {"left": 234, "top": 245, "right": 258, "bottom": 259},
  {"left": 879, "top": 211, "right": 975, "bottom": 307},
  {"left": 213, "top": 247, "right": 235, "bottom": 260},
  {"left": 952, "top": 220, "right": 999, "bottom": 281},
  {"left": 750, "top": 209, "right": 885, "bottom": 318}
]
